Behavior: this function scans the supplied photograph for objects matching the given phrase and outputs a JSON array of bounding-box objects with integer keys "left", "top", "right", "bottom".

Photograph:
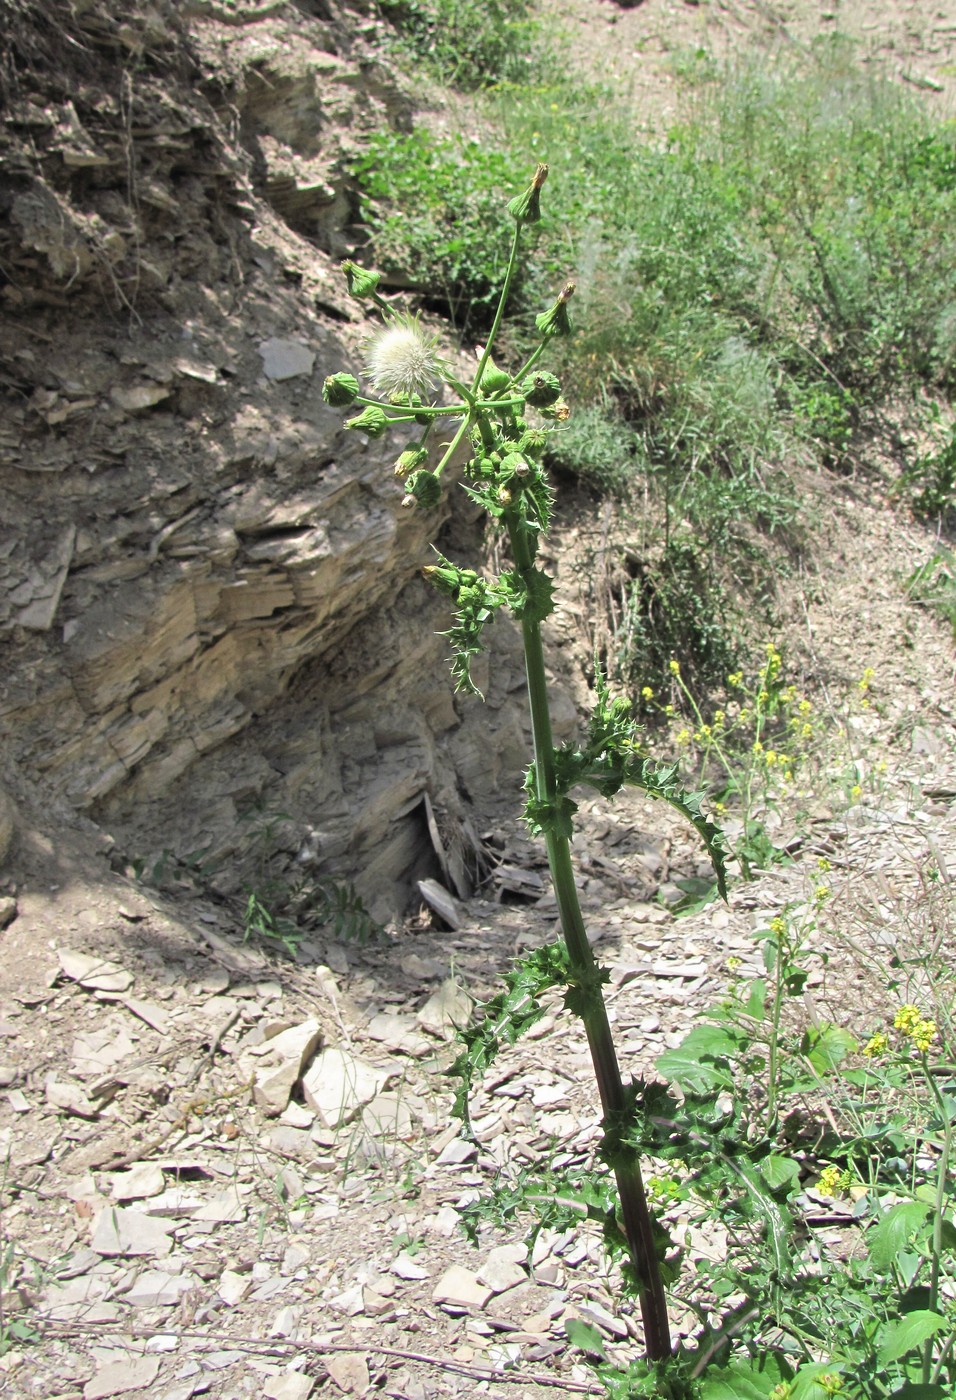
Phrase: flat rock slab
[
  {"left": 432, "top": 1264, "right": 493, "bottom": 1311},
  {"left": 84, "top": 1354, "right": 160, "bottom": 1399},
  {"left": 478, "top": 1243, "right": 528, "bottom": 1294},
  {"left": 110, "top": 1164, "right": 165, "bottom": 1201},
  {"left": 58, "top": 949, "right": 133, "bottom": 993},
  {"left": 324, "top": 1353, "right": 368, "bottom": 1395},
  {"left": 302, "top": 1047, "right": 393, "bottom": 1128},
  {"left": 416, "top": 978, "right": 473, "bottom": 1040},
  {"left": 265, "top": 1375, "right": 316, "bottom": 1400},
  {"left": 366, "top": 1012, "right": 432, "bottom": 1057},
  {"left": 125, "top": 1269, "right": 195, "bottom": 1307},
  {"left": 259, "top": 337, "right": 315, "bottom": 381},
  {"left": 90, "top": 1207, "right": 176, "bottom": 1257},
  {"left": 240, "top": 1016, "right": 323, "bottom": 1116}
]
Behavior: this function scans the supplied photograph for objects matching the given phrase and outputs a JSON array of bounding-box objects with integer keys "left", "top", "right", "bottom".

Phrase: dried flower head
[{"left": 364, "top": 314, "right": 442, "bottom": 399}]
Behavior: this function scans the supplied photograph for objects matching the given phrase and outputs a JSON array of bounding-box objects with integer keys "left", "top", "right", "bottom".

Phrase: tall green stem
[
  {"left": 507, "top": 517, "right": 673, "bottom": 1362},
  {"left": 924, "top": 1062, "right": 953, "bottom": 1386}
]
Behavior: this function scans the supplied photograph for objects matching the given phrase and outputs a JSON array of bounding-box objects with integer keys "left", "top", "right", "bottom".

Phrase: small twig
[{"left": 37, "top": 1320, "right": 600, "bottom": 1393}]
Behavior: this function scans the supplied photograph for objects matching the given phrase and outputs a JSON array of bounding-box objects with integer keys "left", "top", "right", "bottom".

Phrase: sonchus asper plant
[{"left": 324, "top": 166, "right": 727, "bottom": 1375}]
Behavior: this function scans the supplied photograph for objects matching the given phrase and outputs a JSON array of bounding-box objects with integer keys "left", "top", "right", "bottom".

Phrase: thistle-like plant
[{"left": 325, "top": 167, "right": 727, "bottom": 1370}]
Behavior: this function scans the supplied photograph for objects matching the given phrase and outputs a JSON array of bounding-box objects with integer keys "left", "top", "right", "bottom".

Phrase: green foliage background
[{"left": 360, "top": 6, "right": 956, "bottom": 692}]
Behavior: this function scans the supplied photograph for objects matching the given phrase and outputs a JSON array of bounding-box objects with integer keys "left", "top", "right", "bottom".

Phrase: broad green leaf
[
  {"left": 802, "top": 1022, "right": 858, "bottom": 1073},
  {"left": 868, "top": 1202, "right": 932, "bottom": 1270},
  {"left": 565, "top": 1317, "right": 607, "bottom": 1359},
  {"left": 759, "top": 1153, "right": 801, "bottom": 1193},
  {"left": 656, "top": 1024, "right": 742, "bottom": 1095},
  {"left": 699, "top": 1355, "right": 791, "bottom": 1399},
  {"left": 742, "top": 978, "right": 767, "bottom": 1020},
  {"left": 791, "top": 1364, "right": 846, "bottom": 1399},
  {"left": 877, "top": 1310, "right": 949, "bottom": 1366}
]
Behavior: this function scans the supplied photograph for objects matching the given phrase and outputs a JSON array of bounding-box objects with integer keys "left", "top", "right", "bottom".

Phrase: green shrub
[
  {"left": 352, "top": 129, "right": 528, "bottom": 336},
  {"left": 378, "top": 0, "right": 536, "bottom": 91},
  {"left": 543, "top": 404, "right": 637, "bottom": 496}
]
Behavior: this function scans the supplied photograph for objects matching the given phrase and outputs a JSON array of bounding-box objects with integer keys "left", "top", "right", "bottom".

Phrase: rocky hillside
[{"left": 0, "top": 0, "right": 555, "bottom": 919}]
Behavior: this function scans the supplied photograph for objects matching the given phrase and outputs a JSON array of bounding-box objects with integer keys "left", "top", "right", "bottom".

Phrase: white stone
[
  {"left": 301, "top": 1047, "right": 392, "bottom": 1128},
  {"left": 83, "top": 1354, "right": 160, "bottom": 1399},
  {"left": 477, "top": 1244, "right": 527, "bottom": 1294},
  {"left": 218, "top": 1268, "right": 251, "bottom": 1306},
  {"left": 391, "top": 1251, "right": 429, "bottom": 1281},
  {"left": 264, "top": 1374, "right": 315, "bottom": 1400},
  {"left": 125, "top": 1270, "right": 194, "bottom": 1307},
  {"left": 432, "top": 1264, "right": 493, "bottom": 1310},
  {"left": 110, "top": 1165, "right": 165, "bottom": 1201},
  {"left": 58, "top": 949, "right": 133, "bottom": 992},
  {"left": 90, "top": 1207, "right": 175, "bottom": 1257},
  {"left": 416, "top": 978, "right": 473, "bottom": 1040}
]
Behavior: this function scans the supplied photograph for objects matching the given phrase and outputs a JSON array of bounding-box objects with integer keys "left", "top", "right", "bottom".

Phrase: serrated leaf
[{"left": 877, "top": 1310, "right": 948, "bottom": 1366}]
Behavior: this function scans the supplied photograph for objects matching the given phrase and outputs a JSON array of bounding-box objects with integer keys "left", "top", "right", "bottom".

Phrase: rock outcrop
[{"left": 0, "top": 0, "right": 557, "bottom": 919}]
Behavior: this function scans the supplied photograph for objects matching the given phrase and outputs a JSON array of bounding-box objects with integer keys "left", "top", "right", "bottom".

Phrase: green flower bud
[
  {"left": 341, "top": 260, "right": 381, "bottom": 299},
  {"left": 520, "top": 370, "right": 561, "bottom": 407},
  {"left": 507, "top": 163, "right": 548, "bottom": 225},
  {"left": 518, "top": 428, "right": 548, "bottom": 456},
  {"left": 423, "top": 563, "right": 479, "bottom": 596},
  {"left": 322, "top": 372, "right": 360, "bottom": 407},
  {"left": 477, "top": 354, "right": 512, "bottom": 396},
  {"left": 408, "top": 469, "right": 442, "bottom": 509},
  {"left": 395, "top": 445, "right": 429, "bottom": 477},
  {"left": 535, "top": 281, "right": 575, "bottom": 339},
  {"left": 345, "top": 404, "right": 389, "bottom": 438},
  {"left": 500, "top": 452, "right": 529, "bottom": 479}
]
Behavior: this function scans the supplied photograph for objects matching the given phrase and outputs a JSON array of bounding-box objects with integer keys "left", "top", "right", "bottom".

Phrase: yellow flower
[
  {"left": 815, "top": 883, "right": 830, "bottom": 902},
  {"left": 894, "top": 1004, "right": 920, "bottom": 1035},
  {"left": 641, "top": 686, "right": 654, "bottom": 701},
  {"left": 817, "top": 857, "right": 831, "bottom": 873},
  {"left": 712, "top": 710, "right": 725, "bottom": 728},
  {"left": 727, "top": 672, "right": 743, "bottom": 687},
  {"left": 798, "top": 698, "right": 813, "bottom": 715},
  {"left": 726, "top": 956, "right": 742, "bottom": 972},
  {"left": 675, "top": 727, "right": 692, "bottom": 747},
  {"left": 863, "top": 1032, "right": 889, "bottom": 1058},
  {"left": 913, "top": 1019, "right": 938, "bottom": 1053},
  {"left": 770, "top": 916, "right": 787, "bottom": 937},
  {"left": 817, "top": 1165, "right": 851, "bottom": 1198},
  {"left": 850, "top": 784, "right": 862, "bottom": 800},
  {"left": 752, "top": 740, "right": 763, "bottom": 755},
  {"left": 669, "top": 659, "right": 681, "bottom": 676},
  {"left": 765, "top": 750, "right": 777, "bottom": 766}
]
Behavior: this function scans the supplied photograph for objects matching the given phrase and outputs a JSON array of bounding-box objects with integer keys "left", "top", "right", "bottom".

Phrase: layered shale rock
[{"left": 0, "top": 0, "right": 562, "bottom": 918}]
